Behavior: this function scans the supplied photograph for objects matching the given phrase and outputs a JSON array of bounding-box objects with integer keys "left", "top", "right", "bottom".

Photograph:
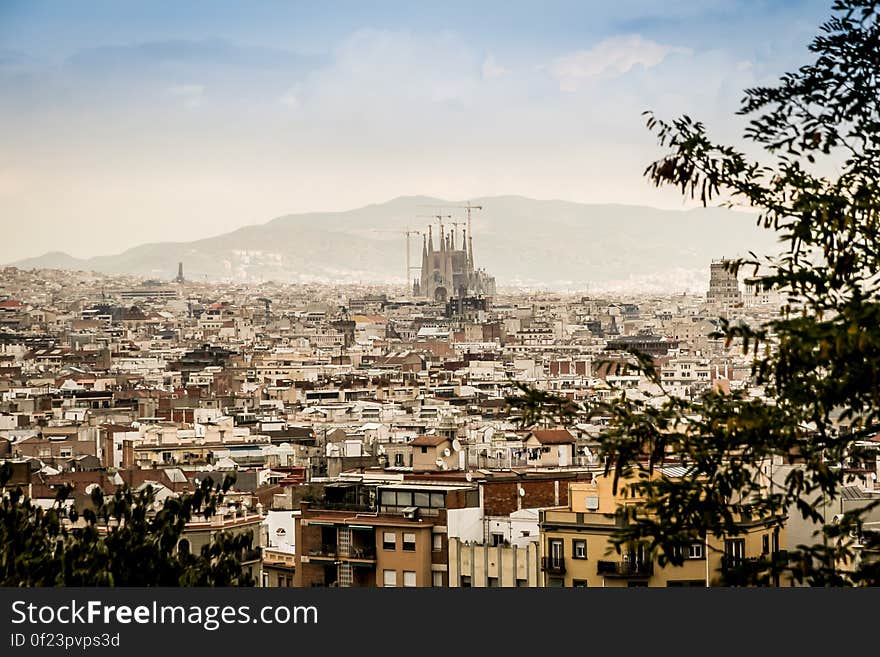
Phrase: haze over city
[{"left": 1, "top": 0, "right": 830, "bottom": 267}]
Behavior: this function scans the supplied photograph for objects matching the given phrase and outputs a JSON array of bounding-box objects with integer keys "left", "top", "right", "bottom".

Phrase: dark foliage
[
  {"left": 0, "top": 463, "right": 255, "bottom": 586},
  {"left": 509, "top": 0, "right": 880, "bottom": 585}
]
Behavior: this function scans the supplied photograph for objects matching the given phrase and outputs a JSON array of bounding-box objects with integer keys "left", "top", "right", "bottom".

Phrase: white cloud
[
  {"left": 551, "top": 35, "right": 690, "bottom": 92},
  {"left": 280, "top": 84, "right": 302, "bottom": 109},
  {"left": 166, "top": 83, "right": 204, "bottom": 108},
  {"left": 481, "top": 54, "right": 508, "bottom": 80}
]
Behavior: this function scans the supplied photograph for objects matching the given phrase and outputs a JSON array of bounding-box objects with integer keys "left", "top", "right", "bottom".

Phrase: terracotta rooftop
[
  {"left": 529, "top": 429, "right": 576, "bottom": 444},
  {"left": 410, "top": 434, "right": 450, "bottom": 447}
]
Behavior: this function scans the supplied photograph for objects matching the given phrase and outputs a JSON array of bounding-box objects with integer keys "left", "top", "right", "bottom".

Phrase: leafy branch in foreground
[
  {"left": 513, "top": 0, "right": 880, "bottom": 585},
  {"left": 0, "top": 463, "right": 255, "bottom": 586}
]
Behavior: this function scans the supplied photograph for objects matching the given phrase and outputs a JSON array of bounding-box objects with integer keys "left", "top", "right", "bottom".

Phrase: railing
[
  {"left": 308, "top": 545, "right": 337, "bottom": 558},
  {"left": 597, "top": 560, "right": 654, "bottom": 578},
  {"left": 309, "top": 501, "right": 377, "bottom": 512},
  {"left": 720, "top": 556, "right": 770, "bottom": 585},
  {"left": 541, "top": 557, "right": 566, "bottom": 574},
  {"left": 241, "top": 547, "right": 262, "bottom": 563},
  {"left": 347, "top": 546, "right": 377, "bottom": 560}
]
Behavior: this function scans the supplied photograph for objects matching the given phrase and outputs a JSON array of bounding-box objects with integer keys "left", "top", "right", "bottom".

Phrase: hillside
[{"left": 10, "top": 196, "right": 781, "bottom": 292}]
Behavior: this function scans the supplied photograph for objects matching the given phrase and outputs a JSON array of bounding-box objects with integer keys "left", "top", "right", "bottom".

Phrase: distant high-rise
[
  {"left": 707, "top": 259, "right": 741, "bottom": 308},
  {"left": 175, "top": 262, "right": 185, "bottom": 284}
]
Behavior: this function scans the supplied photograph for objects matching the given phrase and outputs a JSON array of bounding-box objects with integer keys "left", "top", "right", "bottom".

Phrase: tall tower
[
  {"left": 707, "top": 259, "right": 741, "bottom": 308},
  {"left": 175, "top": 262, "right": 185, "bottom": 284}
]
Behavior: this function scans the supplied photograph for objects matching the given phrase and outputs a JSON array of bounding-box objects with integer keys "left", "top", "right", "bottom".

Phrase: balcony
[
  {"left": 345, "top": 546, "right": 377, "bottom": 563},
  {"left": 720, "top": 556, "right": 769, "bottom": 585},
  {"left": 541, "top": 557, "right": 566, "bottom": 575},
  {"left": 241, "top": 547, "right": 262, "bottom": 564},
  {"left": 307, "top": 545, "right": 337, "bottom": 560},
  {"left": 597, "top": 560, "right": 654, "bottom": 578}
]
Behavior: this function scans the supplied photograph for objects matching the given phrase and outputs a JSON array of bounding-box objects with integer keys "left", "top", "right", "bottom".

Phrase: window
[
  {"left": 432, "top": 572, "right": 443, "bottom": 587},
  {"left": 403, "top": 571, "right": 417, "bottom": 587},
  {"left": 383, "top": 570, "right": 397, "bottom": 587},
  {"left": 725, "top": 538, "right": 746, "bottom": 567},
  {"left": 688, "top": 543, "right": 704, "bottom": 559},
  {"left": 414, "top": 491, "right": 430, "bottom": 507},
  {"left": 762, "top": 534, "right": 769, "bottom": 554},
  {"left": 403, "top": 532, "right": 416, "bottom": 551},
  {"left": 432, "top": 534, "right": 443, "bottom": 552},
  {"left": 516, "top": 578, "right": 528, "bottom": 587},
  {"left": 488, "top": 577, "right": 499, "bottom": 587},
  {"left": 491, "top": 533, "right": 504, "bottom": 547},
  {"left": 460, "top": 576, "right": 471, "bottom": 588},
  {"left": 573, "top": 579, "right": 588, "bottom": 588},
  {"left": 383, "top": 532, "right": 396, "bottom": 551},
  {"left": 549, "top": 539, "right": 564, "bottom": 568},
  {"left": 420, "top": 446, "right": 427, "bottom": 454},
  {"left": 573, "top": 539, "right": 587, "bottom": 560},
  {"left": 59, "top": 447, "right": 73, "bottom": 458}
]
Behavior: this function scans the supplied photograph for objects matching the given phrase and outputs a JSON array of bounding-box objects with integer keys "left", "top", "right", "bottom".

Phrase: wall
[
  {"left": 265, "top": 510, "right": 297, "bottom": 554},
  {"left": 448, "top": 538, "right": 539, "bottom": 587},
  {"left": 447, "top": 507, "right": 482, "bottom": 543}
]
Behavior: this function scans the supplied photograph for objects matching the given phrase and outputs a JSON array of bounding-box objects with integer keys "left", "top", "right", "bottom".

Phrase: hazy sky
[{"left": 0, "top": 0, "right": 832, "bottom": 263}]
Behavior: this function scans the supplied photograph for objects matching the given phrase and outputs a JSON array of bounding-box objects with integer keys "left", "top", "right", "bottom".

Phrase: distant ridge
[{"left": 10, "top": 196, "right": 780, "bottom": 293}]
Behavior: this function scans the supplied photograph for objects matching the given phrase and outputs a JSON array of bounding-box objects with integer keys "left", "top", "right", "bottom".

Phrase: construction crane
[
  {"left": 369, "top": 228, "right": 424, "bottom": 297},
  {"left": 418, "top": 202, "right": 483, "bottom": 240},
  {"left": 402, "top": 229, "right": 423, "bottom": 295},
  {"left": 416, "top": 213, "right": 453, "bottom": 235}
]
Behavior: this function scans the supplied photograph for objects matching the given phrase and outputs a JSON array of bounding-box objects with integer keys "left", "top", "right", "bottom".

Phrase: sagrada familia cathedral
[{"left": 413, "top": 225, "right": 496, "bottom": 302}]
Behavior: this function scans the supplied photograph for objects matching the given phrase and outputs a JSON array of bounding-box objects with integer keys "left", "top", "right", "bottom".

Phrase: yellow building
[{"left": 539, "top": 470, "right": 786, "bottom": 587}]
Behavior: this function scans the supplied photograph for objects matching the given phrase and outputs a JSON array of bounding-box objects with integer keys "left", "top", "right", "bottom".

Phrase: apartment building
[{"left": 539, "top": 473, "right": 787, "bottom": 587}]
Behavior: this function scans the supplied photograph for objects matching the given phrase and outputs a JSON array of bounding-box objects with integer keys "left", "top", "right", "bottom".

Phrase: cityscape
[
  {"left": 2, "top": 0, "right": 880, "bottom": 595},
  {"left": 0, "top": 222, "right": 857, "bottom": 588}
]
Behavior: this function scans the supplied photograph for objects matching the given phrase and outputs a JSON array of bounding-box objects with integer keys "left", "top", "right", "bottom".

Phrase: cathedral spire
[{"left": 419, "top": 233, "right": 429, "bottom": 298}]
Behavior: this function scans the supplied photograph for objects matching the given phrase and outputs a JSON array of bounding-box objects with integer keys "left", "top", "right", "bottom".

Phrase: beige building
[
  {"left": 410, "top": 434, "right": 457, "bottom": 472},
  {"left": 539, "top": 472, "right": 786, "bottom": 587},
  {"left": 448, "top": 538, "right": 540, "bottom": 587},
  {"left": 523, "top": 429, "right": 576, "bottom": 468},
  {"left": 171, "top": 507, "right": 264, "bottom": 584}
]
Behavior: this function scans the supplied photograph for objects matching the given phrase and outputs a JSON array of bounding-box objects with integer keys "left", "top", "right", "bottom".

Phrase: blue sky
[{"left": 0, "top": 0, "right": 833, "bottom": 261}]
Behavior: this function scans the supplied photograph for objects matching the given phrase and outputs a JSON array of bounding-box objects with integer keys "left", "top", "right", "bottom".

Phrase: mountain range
[{"left": 10, "top": 195, "right": 782, "bottom": 293}]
